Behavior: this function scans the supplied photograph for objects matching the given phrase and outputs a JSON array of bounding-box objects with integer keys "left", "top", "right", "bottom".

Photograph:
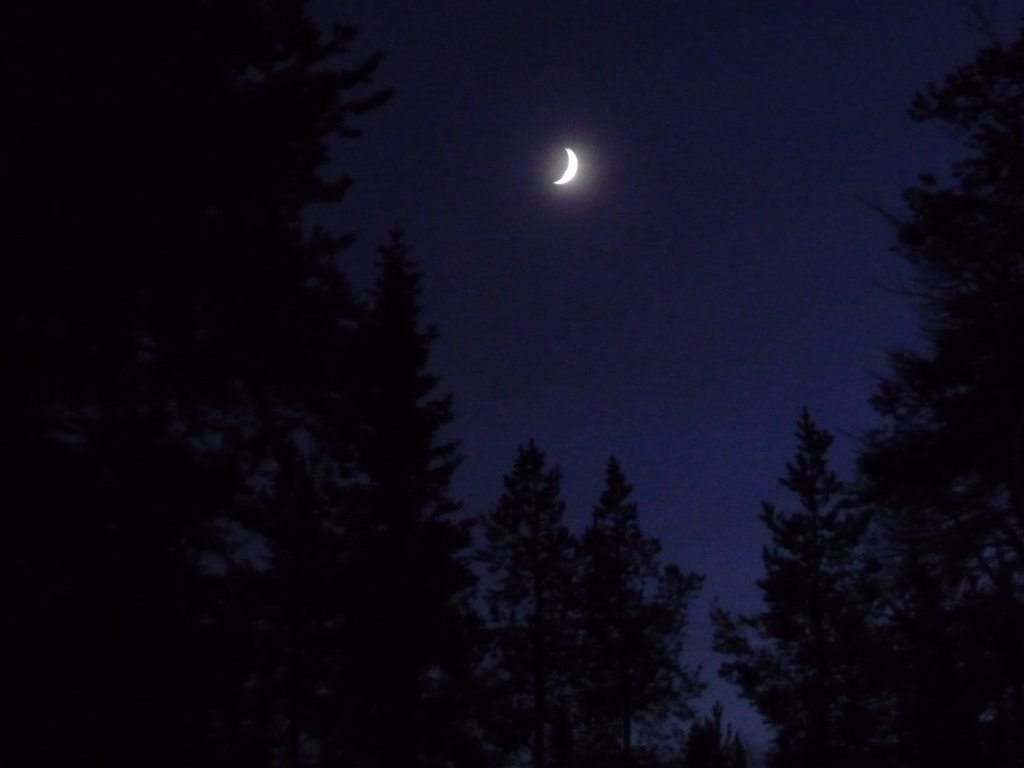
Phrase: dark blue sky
[{"left": 316, "top": 1, "right": 1018, "bottom": 755}]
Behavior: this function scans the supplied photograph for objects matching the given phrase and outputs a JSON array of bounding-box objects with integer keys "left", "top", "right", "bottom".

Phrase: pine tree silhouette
[
  {"left": 713, "top": 410, "right": 875, "bottom": 768},
  {"left": 858, "top": 18, "right": 1024, "bottom": 765},
  {"left": 479, "top": 441, "right": 577, "bottom": 768},
  {"left": 6, "top": 2, "right": 390, "bottom": 765},
  {"left": 577, "top": 457, "right": 704, "bottom": 767}
]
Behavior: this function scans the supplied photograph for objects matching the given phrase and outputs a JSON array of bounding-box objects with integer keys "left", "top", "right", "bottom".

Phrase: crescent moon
[{"left": 553, "top": 148, "right": 578, "bottom": 185}]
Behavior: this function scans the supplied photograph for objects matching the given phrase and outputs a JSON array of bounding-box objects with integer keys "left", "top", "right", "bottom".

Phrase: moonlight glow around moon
[{"left": 553, "top": 148, "right": 578, "bottom": 184}]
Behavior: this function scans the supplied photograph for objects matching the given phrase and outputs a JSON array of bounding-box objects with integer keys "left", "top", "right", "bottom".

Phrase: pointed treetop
[
  {"left": 595, "top": 455, "right": 635, "bottom": 518},
  {"left": 778, "top": 407, "right": 844, "bottom": 515}
]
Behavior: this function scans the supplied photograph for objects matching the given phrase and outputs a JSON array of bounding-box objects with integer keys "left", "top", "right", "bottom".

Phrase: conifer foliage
[
  {"left": 576, "top": 458, "right": 704, "bottom": 766},
  {"left": 340, "top": 228, "right": 479, "bottom": 768},
  {"left": 712, "top": 410, "right": 874, "bottom": 768},
  {"left": 856, "top": 19, "right": 1024, "bottom": 766},
  {"left": 478, "top": 448, "right": 706, "bottom": 768},
  {"left": 479, "top": 441, "right": 578, "bottom": 768},
  {"left": 683, "top": 703, "right": 747, "bottom": 768},
  {"left": 15, "top": 2, "right": 1024, "bottom": 768},
  {"left": 6, "top": 2, "right": 393, "bottom": 766}
]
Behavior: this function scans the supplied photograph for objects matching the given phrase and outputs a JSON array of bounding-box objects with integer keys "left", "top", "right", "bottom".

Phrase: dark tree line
[
  {"left": 480, "top": 445, "right": 704, "bottom": 768},
  {"left": 7, "top": 2, "right": 1024, "bottom": 767},
  {"left": 713, "top": 18, "right": 1024, "bottom": 768},
  {"left": 6, "top": 2, "right": 710, "bottom": 767}
]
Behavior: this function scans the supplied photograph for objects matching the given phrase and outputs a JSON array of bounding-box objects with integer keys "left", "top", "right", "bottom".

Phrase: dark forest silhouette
[{"left": 5, "top": 2, "right": 1024, "bottom": 767}]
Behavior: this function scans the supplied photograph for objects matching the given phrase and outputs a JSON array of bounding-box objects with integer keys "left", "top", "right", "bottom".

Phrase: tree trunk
[
  {"left": 622, "top": 708, "right": 632, "bottom": 768},
  {"left": 620, "top": 651, "right": 632, "bottom": 768},
  {"left": 533, "top": 584, "right": 547, "bottom": 768},
  {"left": 1008, "top": 406, "right": 1024, "bottom": 750}
]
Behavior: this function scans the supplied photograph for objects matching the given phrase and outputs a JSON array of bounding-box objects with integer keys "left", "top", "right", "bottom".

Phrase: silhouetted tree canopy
[
  {"left": 10, "top": 3, "right": 1024, "bottom": 768},
  {"left": 338, "top": 228, "right": 481, "bottom": 768},
  {"left": 576, "top": 457, "right": 704, "bottom": 767},
  {"left": 479, "top": 441, "right": 578, "bottom": 768},
  {"left": 683, "top": 703, "right": 747, "bottom": 768},
  {"left": 713, "top": 410, "right": 877, "bottom": 768},
  {"left": 857, "top": 18, "right": 1024, "bottom": 767},
  {"left": 6, "top": 2, "right": 390, "bottom": 766}
]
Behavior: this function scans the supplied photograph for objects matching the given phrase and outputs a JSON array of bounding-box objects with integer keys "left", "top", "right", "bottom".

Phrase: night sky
[{"left": 315, "top": 1, "right": 1018, "bottom": 753}]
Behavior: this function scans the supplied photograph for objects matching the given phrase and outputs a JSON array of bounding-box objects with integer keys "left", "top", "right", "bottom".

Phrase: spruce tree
[
  {"left": 576, "top": 457, "right": 704, "bottom": 767},
  {"left": 5, "top": 2, "right": 390, "bottom": 766},
  {"left": 868, "top": 539, "right": 1008, "bottom": 768},
  {"left": 857, "top": 19, "right": 1024, "bottom": 764},
  {"left": 712, "top": 410, "right": 875, "bottom": 768},
  {"left": 479, "top": 441, "right": 577, "bottom": 768},
  {"left": 337, "top": 228, "right": 480, "bottom": 768},
  {"left": 683, "top": 704, "right": 747, "bottom": 768}
]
